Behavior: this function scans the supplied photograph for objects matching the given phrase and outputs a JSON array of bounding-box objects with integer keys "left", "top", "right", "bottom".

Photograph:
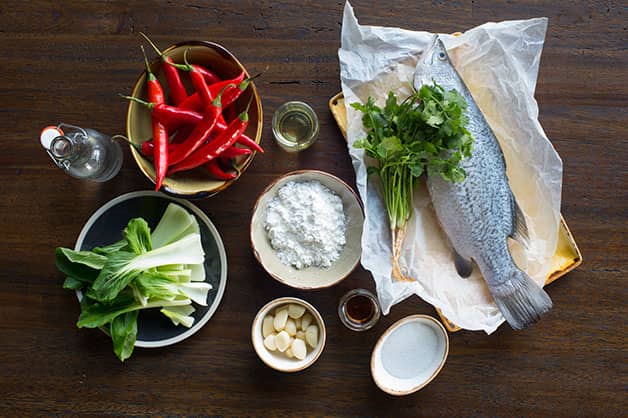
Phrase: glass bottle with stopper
[{"left": 40, "top": 123, "right": 123, "bottom": 182}]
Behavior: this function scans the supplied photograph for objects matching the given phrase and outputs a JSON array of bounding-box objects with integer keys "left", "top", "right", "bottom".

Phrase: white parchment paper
[{"left": 339, "top": 1, "right": 563, "bottom": 333}]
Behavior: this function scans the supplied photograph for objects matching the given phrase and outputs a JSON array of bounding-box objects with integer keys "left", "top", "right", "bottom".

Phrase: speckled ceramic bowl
[
  {"left": 371, "top": 315, "right": 449, "bottom": 395},
  {"left": 250, "top": 170, "right": 364, "bottom": 290},
  {"left": 126, "top": 41, "right": 262, "bottom": 198},
  {"left": 251, "top": 297, "right": 326, "bottom": 372}
]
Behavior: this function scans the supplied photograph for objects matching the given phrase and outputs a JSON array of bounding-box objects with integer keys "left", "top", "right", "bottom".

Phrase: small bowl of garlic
[{"left": 251, "top": 297, "right": 326, "bottom": 372}]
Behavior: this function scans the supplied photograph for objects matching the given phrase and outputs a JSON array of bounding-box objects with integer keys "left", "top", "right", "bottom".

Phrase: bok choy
[{"left": 56, "top": 203, "right": 211, "bottom": 361}]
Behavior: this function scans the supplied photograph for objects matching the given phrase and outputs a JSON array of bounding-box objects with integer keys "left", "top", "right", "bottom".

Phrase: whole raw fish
[{"left": 413, "top": 35, "right": 552, "bottom": 330}]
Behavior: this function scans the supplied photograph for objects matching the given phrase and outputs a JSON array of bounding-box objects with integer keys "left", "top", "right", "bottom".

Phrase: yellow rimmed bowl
[{"left": 126, "top": 40, "right": 262, "bottom": 198}]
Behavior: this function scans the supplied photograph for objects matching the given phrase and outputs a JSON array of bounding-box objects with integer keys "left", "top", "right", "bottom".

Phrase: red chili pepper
[
  {"left": 194, "top": 64, "right": 221, "bottom": 85},
  {"left": 141, "top": 46, "right": 168, "bottom": 191},
  {"left": 140, "top": 140, "right": 177, "bottom": 157},
  {"left": 140, "top": 32, "right": 188, "bottom": 105},
  {"left": 166, "top": 50, "right": 221, "bottom": 108},
  {"left": 167, "top": 86, "right": 232, "bottom": 166},
  {"left": 204, "top": 160, "right": 237, "bottom": 180},
  {"left": 121, "top": 95, "right": 203, "bottom": 128},
  {"left": 178, "top": 72, "right": 246, "bottom": 112},
  {"left": 141, "top": 141, "right": 251, "bottom": 160},
  {"left": 221, "top": 74, "right": 259, "bottom": 109},
  {"left": 171, "top": 125, "right": 194, "bottom": 144},
  {"left": 212, "top": 120, "right": 263, "bottom": 153},
  {"left": 139, "top": 120, "right": 263, "bottom": 155},
  {"left": 169, "top": 96, "right": 253, "bottom": 175},
  {"left": 220, "top": 146, "right": 252, "bottom": 159}
]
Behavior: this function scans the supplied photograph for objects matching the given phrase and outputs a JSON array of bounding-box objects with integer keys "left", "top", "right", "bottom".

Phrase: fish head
[{"left": 413, "top": 35, "right": 461, "bottom": 92}]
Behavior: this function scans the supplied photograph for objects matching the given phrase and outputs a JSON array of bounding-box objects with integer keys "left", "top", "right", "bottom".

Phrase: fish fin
[
  {"left": 510, "top": 194, "right": 529, "bottom": 248},
  {"left": 453, "top": 249, "right": 473, "bottom": 278},
  {"left": 491, "top": 269, "right": 552, "bottom": 330}
]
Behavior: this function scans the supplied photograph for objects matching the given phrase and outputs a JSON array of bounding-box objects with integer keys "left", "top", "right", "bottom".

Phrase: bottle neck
[{"left": 50, "top": 135, "right": 80, "bottom": 161}]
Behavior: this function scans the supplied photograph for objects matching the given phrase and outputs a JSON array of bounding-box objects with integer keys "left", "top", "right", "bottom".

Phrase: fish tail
[{"left": 490, "top": 269, "right": 553, "bottom": 330}]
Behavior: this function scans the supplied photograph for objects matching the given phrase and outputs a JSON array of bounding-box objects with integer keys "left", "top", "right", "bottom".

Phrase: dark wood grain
[{"left": 0, "top": 0, "right": 625, "bottom": 416}]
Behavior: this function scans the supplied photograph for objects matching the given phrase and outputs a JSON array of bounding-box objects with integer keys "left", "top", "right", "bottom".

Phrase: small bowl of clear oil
[{"left": 272, "top": 101, "right": 319, "bottom": 152}]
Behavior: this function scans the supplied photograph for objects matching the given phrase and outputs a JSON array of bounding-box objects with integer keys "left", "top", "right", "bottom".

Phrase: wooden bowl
[
  {"left": 250, "top": 170, "right": 364, "bottom": 290},
  {"left": 251, "top": 297, "right": 326, "bottom": 372},
  {"left": 126, "top": 41, "right": 262, "bottom": 198}
]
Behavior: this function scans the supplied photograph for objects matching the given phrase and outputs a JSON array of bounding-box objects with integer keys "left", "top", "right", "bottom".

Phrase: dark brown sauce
[{"left": 346, "top": 294, "right": 375, "bottom": 324}]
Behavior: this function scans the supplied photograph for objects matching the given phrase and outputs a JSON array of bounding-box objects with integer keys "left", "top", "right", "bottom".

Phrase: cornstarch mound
[{"left": 264, "top": 180, "right": 347, "bottom": 269}]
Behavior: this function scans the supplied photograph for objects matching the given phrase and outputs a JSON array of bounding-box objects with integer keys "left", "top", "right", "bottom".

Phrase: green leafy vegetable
[
  {"left": 352, "top": 82, "right": 473, "bottom": 280},
  {"left": 55, "top": 203, "right": 210, "bottom": 362},
  {"left": 92, "top": 240, "right": 128, "bottom": 255},
  {"left": 160, "top": 305, "right": 196, "bottom": 328},
  {"left": 125, "top": 218, "right": 153, "bottom": 255},
  {"left": 87, "top": 233, "right": 204, "bottom": 302},
  {"left": 56, "top": 248, "right": 107, "bottom": 270},
  {"left": 111, "top": 310, "right": 138, "bottom": 362},
  {"left": 151, "top": 203, "right": 195, "bottom": 248},
  {"left": 77, "top": 292, "right": 191, "bottom": 329}
]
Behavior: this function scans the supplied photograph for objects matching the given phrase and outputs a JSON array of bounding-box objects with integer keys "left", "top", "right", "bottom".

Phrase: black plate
[{"left": 75, "top": 191, "right": 227, "bottom": 347}]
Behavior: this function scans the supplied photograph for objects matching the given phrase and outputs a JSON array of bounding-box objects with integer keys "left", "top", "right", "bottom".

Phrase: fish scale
[{"left": 414, "top": 35, "right": 552, "bottom": 330}]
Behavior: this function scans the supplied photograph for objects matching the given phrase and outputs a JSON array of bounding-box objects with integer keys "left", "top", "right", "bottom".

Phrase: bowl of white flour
[{"left": 250, "top": 170, "right": 364, "bottom": 289}]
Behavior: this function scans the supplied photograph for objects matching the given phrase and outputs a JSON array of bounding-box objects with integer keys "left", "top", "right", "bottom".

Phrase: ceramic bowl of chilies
[
  {"left": 126, "top": 40, "right": 263, "bottom": 198},
  {"left": 250, "top": 170, "right": 364, "bottom": 290}
]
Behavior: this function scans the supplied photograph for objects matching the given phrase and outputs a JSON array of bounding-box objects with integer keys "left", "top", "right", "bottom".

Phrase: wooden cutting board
[{"left": 329, "top": 92, "right": 583, "bottom": 332}]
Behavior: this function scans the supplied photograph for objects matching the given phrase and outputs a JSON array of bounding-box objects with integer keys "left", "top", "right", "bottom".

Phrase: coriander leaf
[
  {"left": 353, "top": 138, "right": 369, "bottom": 149},
  {"left": 426, "top": 114, "right": 444, "bottom": 127}
]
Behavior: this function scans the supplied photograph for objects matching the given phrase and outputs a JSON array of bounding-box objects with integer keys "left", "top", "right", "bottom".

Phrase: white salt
[{"left": 381, "top": 322, "right": 439, "bottom": 379}]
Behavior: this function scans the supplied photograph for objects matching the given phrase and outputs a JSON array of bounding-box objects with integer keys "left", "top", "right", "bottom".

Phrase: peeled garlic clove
[
  {"left": 285, "top": 318, "right": 297, "bottom": 336},
  {"left": 292, "top": 338, "right": 307, "bottom": 360},
  {"left": 301, "top": 313, "right": 313, "bottom": 330},
  {"left": 275, "top": 331, "right": 291, "bottom": 352},
  {"left": 305, "top": 325, "right": 319, "bottom": 348},
  {"left": 296, "top": 330, "right": 305, "bottom": 340},
  {"left": 285, "top": 348, "right": 294, "bottom": 358},
  {"left": 262, "top": 315, "right": 275, "bottom": 338},
  {"left": 273, "top": 309, "right": 289, "bottom": 332},
  {"left": 263, "top": 334, "right": 277, "bottom": 351},
  {"left": 288, "top": 304, "right": 306, "bottom": 319},
  {"left": 295, "top": 317, "right": 302, "bottom": 329}
]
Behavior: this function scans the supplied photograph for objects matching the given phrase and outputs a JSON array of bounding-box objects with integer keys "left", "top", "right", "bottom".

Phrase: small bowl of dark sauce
[{"left": 338, "top": 288, "right": 381, "bottom": 331}]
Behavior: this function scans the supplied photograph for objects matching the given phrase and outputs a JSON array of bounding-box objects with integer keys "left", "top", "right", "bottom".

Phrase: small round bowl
[
  {"left": 250, "top": 170, "right": 364, "bottom": 290},
  {"left": 251, "top": 297, "right": 326, "bottom": 372},
  {"left": 371, "top": 315, "right": 449, "bottom": 396},
  {"left": 126, "top": 41, "right": 263, "bottom": 198}
]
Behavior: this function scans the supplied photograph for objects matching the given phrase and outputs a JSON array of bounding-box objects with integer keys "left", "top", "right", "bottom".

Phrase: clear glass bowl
[
  {"left": 338, "top": 288, "right": 381, "bottom": 331},
  {"left": 272, "top": 101, "right": 320, "bottom": 152}
]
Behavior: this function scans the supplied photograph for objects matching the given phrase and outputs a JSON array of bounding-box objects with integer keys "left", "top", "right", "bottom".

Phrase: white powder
[{"left": 264, "top": 180, "right": 347, "bottom": 269}]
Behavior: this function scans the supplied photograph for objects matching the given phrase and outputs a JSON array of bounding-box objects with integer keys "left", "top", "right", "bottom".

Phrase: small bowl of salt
[
  {"left": 250, "top": 170, "right": 364, "bottom": 290},
  {"left": 371, "top": 315, "right": 449, "bottom": 396}
]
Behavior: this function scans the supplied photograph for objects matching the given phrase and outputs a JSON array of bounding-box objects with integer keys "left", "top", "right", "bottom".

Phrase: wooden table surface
[{"left": 1, "top": 1, "right": 625, "bottom": 416}]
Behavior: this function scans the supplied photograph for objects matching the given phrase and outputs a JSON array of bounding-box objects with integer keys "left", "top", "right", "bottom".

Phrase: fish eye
[{"left": 438, "top": 51, "right": 446, "bottom": 61}]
